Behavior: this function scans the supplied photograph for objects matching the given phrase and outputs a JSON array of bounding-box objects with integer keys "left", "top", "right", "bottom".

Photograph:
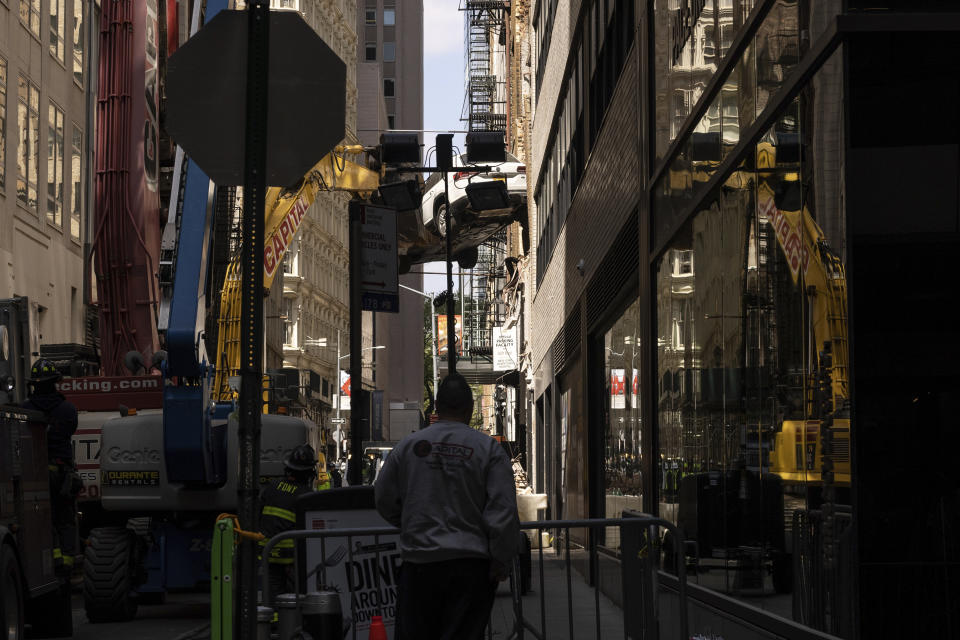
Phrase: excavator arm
[{"left": 213, "top": 146, "right": 380, "bottom": 402}]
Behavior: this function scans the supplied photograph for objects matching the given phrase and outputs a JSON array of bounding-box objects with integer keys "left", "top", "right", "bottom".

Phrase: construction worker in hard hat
[
  {"left": 258, "top": 443, "right": 318, "bottom": 598},
  {"left": 23, "top": 358, "right": 80, "bottom": 576}
]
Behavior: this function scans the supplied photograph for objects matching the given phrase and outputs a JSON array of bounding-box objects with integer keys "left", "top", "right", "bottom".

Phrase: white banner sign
[{"left": 492, "top": 325, "right": 518, "bottom": 371}]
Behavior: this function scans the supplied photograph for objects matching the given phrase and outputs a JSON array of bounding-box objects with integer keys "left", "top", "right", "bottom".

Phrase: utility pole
[
  {"left": 347, "top": 201, "right": 367, "bottom": 486},
  {"left": 385, "top": 131, "right": 502, "bottom": 379},
  {"left": 443, "top": 170, "right": 457, "bottom": 374},
  {"left": 336, "top": 328, "right": 342, "bottom": 457}
]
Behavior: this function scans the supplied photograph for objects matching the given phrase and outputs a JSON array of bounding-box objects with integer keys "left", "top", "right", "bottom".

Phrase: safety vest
[{"left": 258, "top": 478, "right": 311, "bottom": 564}]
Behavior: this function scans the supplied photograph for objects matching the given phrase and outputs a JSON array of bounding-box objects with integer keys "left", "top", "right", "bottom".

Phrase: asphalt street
[{"left": 63, "top": 591, "right": 211, "bottom": 640}]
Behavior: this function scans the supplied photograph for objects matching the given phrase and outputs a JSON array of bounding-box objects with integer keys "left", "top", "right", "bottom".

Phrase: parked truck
[{"left": 1, "top": 298, "right": 74, "bottom": 638}]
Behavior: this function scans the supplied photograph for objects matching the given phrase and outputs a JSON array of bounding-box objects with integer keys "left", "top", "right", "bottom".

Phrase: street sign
[
  {"left": 165, "top": 10, "right": 346, "bottom": 186},
  {"left": 359, "top": 205, "right": 399, "bottom": 313},
  {"left": 330, "top": 418, "right": 346, "bottom": 424}
]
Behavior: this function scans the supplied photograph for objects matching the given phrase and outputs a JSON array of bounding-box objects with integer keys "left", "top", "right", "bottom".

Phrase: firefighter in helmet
[
  {"left": 23, "top": 358, "right": 80, "bottom": 575},
  {"left": 258, "top": 443, "right": 318, "bottom": 597}
]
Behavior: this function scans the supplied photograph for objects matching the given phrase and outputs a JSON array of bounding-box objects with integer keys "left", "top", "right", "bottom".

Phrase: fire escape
[
  {"left": 460, "top": 0, "right": 510, "bottom": 368},
  {"left": 463, "top": 0, "right": 508, "bottom": 133}
]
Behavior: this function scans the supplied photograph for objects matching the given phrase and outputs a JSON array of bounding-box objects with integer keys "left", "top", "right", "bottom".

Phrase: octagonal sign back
[{"left": 166, "top": 10, "right": 346, "bottom": 187}]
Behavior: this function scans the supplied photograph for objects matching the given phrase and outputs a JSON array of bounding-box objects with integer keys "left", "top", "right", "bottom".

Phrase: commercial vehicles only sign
[{"left": 359, "top": 205, "right": 399, "bottom": 313}]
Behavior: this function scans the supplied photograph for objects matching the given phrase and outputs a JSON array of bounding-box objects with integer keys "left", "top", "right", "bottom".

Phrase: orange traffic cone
[{"left": 368, "top": 615, "right": 387, "bottom": 640}]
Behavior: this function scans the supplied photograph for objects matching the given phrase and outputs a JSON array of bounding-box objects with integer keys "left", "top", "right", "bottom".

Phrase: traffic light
[
  {"left": 466, "top": 131, "right": 505, "bottom": 163},
  {"left": 379, "top": 133, "right": 420, "bottom": 164}
]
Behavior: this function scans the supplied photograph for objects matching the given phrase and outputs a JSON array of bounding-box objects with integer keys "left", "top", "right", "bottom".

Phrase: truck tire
[
  {"left": 25, "top": 583, "right": 72, "bottom": 638},
  {"left": 83, "top": 527, "right": 139, "bottom": 622},
  {"left": 456, "top": 246, "right": 479, "bottom": 270},
  {"left": 1, "top": 544, "right": 25, "bottom": 640}
]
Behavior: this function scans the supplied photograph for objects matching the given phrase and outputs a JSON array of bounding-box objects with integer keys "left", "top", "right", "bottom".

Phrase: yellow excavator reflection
[
  {"left": 754, "top": 142, "right": 850, "bottom": 488},
  {"left": 680, "top": 140, "right": 850, "bottom": 488}
]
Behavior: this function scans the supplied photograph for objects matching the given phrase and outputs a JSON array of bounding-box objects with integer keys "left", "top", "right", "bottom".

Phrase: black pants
[
  {"left": 396, "top": 558, "right": 496, "bottom": 640},
  {"left": 267, "top": 563, "right": 297, "bottom": 600},
  {"left": 49, "top": 465, "right": 78, "bottom": 567}
]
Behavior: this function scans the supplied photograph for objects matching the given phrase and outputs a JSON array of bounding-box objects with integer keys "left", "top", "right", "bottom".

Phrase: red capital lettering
[{"left": 264, "top": 245, "right": 276, "bottom": 274}]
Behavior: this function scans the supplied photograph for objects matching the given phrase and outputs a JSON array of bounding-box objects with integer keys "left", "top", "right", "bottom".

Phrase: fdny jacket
[
  {"left": 258, "top": 478, "right": 312, "bottom": 564},
  {"left": 374, "top": 419, "right": 520, "bottom": 567},
  {"left": 23, "top": 392, "right": 78, "bottom": 462}
]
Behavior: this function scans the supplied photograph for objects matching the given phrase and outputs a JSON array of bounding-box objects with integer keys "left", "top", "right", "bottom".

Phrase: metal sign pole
[
  {"left": 237, "top": 1, "right": 269, "bottom": 638},
  {"left": 347, "top": 201, "right": 364, "bottom": 486}
]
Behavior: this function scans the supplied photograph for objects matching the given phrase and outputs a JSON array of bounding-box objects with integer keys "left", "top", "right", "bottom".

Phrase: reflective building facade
[{"left": 526, "top": 0, "right": 960, "bottom": 636}]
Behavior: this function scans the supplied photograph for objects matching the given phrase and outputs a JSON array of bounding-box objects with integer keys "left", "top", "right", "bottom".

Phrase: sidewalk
[{"left": 488, "top": 550, "right": 625, "bottom": 639}]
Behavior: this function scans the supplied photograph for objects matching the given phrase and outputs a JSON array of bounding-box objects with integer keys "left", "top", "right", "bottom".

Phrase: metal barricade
[
  {"left": 792, "top": 507, "right": 854, "bottom": 638},
  {"left": 259, "top": 516, "right": 689, "bottom": 640}
]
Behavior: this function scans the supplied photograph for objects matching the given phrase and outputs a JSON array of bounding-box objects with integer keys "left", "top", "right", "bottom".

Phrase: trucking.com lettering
[{"left": 57, "top": 377, "right": 160, "bottom": 394}]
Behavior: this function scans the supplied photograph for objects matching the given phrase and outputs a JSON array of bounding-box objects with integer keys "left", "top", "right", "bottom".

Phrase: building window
[
  {"left": 47, "top": 103, "right": 65, "bottom": 227},
  {"left": 20, "top": 0, "right": 41, "bottom": 38},
  {"left": 365, "top": 42, "right": 376, "bottom": 61},
  {"left": 0, "top": 58, "right": 6, "bottom": 192},
  {"left": 673, "top": 250, "right": 693, "bottom": 275},
  {"left": 73, "top": 0, "right": 84, "bottom": 85},
  {"left": 383, "top": 7, "right": 395, "bottom": 26},
  {"left": 383, "top": 78, "right": 394, "bottom": 97},
  {"left": 70, "top": 124, "right": 82, "bottom": 241},
  {"left": 383, "top": 42, "right": 395, "bottom": 62},
  {"left": 50, "top": 0, "right": 65, "bottom": 62},
  {"left": 365, "top": 9, "right": 375, "bottom": 24},
  {"left": 17, "top": 75, "right": 40, "bottom": 212},
  {"left": 387, "top": 114, "right": 395, "bottom": 129},
  {"left": 283, "top": 298, "right": 295, "bottom": 346}
]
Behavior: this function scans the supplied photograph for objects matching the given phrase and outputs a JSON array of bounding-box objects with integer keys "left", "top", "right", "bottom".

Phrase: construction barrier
[{"left": 259, "top": 515, "right": 690, "bottom": 640}]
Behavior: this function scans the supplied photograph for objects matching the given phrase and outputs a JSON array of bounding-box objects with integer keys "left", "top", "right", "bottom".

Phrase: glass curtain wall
[
  {"left": 600, "top": 299, "right": 642, "bottom": 550},
  {"left": 654, "top": 36, "right": 852, "bottom": 636}
]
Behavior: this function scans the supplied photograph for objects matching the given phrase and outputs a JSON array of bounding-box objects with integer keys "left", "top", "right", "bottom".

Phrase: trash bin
[
  {"left": 300, "top": 590, "right": 343, "bottom": 640},
  {"left": 516, "top": 492, "right": 548, "bottom": 548}
]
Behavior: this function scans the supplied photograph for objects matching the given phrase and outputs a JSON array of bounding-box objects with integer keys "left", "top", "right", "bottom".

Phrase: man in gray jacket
[{"left": 375, "top": 373, "right": 520, "bottom": 640}]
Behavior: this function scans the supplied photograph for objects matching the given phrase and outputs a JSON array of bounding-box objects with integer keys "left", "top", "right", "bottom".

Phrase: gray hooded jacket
[{"left": 374, "top": 419, "right": 520, "bottom": 567}]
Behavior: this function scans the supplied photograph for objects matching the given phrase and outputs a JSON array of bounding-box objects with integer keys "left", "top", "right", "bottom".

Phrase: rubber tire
[
  {"left": 456, "top": 246, "right": 479, "bottom": 270},
  {"left": 26, "top": 583, "right": 72, "bottom": 639},
  {"left": 1, "top": 544, "right": 25, "bottom": 640},
  {"left": 436, "top": 201, "right": 457, "bottom": 238},
  {"left": 83, "top": 527, "right": 139, "bottom": 622}
]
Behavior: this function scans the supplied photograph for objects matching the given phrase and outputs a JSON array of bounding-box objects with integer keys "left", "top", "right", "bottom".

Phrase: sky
[{"left": 421, "top": 0, "right": 467, "bottom": 295}]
